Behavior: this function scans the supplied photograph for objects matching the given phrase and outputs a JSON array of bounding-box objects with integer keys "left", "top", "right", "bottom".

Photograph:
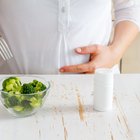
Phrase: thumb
[{"left": 75, "top": 45, "right": 100, "bottom": 54}]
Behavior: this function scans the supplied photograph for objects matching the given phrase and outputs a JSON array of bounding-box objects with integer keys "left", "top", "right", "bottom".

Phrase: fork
[{"left": 0, "top": 37, "right": 13, "bottom": 61}]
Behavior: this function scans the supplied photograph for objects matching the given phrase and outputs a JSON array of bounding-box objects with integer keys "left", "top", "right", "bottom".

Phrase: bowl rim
[{"left": 0, "top": 75, "right": 51, "bottom": 95}]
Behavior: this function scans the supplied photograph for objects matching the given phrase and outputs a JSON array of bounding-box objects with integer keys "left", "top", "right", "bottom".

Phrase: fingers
[
  {"left": 60, "top": 63, "right": 95, "bottom": 73},
  {"left": 59, "top": 44, "right": 102, "bottom": 73},
  {"left": 84, "top": 72, "right": 95, "bottom": 74},
  {"left": 75, "top": 44, "right": 101, "bottom": 54}
]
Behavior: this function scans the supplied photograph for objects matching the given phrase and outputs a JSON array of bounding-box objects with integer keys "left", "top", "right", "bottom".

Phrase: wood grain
[{"left": 0, "top": 74, "right": 140, "bottom": 140}]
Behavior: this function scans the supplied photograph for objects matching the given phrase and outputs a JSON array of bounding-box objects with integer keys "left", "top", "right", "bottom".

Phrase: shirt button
[{"left": 61, "top": 6, "right": 66, "bottom": 13}]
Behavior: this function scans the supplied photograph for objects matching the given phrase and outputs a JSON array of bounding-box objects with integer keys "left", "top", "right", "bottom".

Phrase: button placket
[
  {"left": 57, "top": 0, "right": 71, "bottom": 72},
  {"left": 58, "top": 0, "right": 70, "bottom": 33}
]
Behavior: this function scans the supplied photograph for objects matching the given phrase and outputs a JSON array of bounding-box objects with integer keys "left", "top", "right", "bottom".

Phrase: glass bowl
[{"left": 0, "top": 76, "right": 51, "bottom": 117}]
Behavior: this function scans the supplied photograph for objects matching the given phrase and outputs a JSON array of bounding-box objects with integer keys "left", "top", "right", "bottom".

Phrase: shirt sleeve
[{"left": 114, "top": 0, "right": 140, "bottom": 30}]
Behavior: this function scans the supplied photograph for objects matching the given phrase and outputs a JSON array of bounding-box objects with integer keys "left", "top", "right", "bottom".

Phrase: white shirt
[{"left": 0, "top": 0, "right": 140, "bottom": 74}]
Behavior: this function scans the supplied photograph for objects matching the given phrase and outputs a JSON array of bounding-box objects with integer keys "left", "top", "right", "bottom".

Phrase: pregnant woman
[{"left": 0, "top": 0, "right": 140, "bottom": 74}]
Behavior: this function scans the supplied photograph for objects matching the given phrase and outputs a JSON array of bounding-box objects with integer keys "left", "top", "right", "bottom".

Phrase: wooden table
[{"left": 0, "top": 74, "right": 140, "bottom": 140}]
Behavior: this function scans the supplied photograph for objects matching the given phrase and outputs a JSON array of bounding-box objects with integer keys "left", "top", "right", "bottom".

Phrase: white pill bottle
[{"left": 93, "top": 68, "right": 114, "bottom": 112}]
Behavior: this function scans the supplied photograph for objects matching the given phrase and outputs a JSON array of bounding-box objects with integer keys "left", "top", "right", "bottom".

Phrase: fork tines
[{"left": 0, "top": 37, "right": 13, "bottom": 61}]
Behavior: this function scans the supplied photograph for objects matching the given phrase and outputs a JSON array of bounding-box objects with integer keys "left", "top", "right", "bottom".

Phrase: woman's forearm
[{"left": 110, "top": 21, "right": 139, "bottom": 59}]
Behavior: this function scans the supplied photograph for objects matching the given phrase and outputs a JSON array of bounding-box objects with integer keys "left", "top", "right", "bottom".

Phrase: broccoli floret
[
  {"left": 13, "top": 106, "right": 24, "bottom": 112},
  {"left": 2, "top": 77, "right": 22, "bottom": 92},
  {"left": 21, "top": 79, "right": 47, "bottom": 94},
  {"left": 1, "top": 91, "right": 8, "bottom": 98},
  {"left": 31, "top": 80, "right": 38, "bottom": 87},
  {"left": 35, "top": 82, "right": 46, "bottom": 92},
  {"left": 21, "top": 83, "right": 35, "bottom": 94},
  {"left": 8, "top": 96, "right": 19, "bottom": 107},
  {"left": 21, "top": 100, "right": 30, "bottom": 106},
  {"left": 3, "top": 94, "right": 19, "bottom": 108},
  {"left": 30, "top": 97, "right": 42, "bottom": 108},
  {"left": 31, "top": 80, "right": 46, "bottom": 92},
  {"left": 21, "top": 100, "right": 33, "bottom": 111}
]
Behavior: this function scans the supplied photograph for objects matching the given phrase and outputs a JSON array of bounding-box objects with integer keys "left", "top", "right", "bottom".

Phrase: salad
[{"left": 0, "top": 77, "right": 48, "bottom": 115}]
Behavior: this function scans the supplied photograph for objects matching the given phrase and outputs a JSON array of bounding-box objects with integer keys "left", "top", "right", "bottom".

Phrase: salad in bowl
[{"left": 0, "top": 76, "right": 50, "bottom": 117}]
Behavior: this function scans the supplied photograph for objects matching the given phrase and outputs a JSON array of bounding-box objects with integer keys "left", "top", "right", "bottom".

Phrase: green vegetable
[
  {"left": 13, "top": 106, "right": 24, "bottom": 112},
  {"left": 34, "top": 81, "right": 46, "bottom": 92},
  {"left": 30, "top": 97, "right": 42, "bottom": 108},
  {"left": 1, "top": 77, "right": 47, "bottom": 115},
  {"left": 2, "top": 77, "right": 22, "bottom": 92},
  {"left": 21, "top": 80, "right": 46, "bottom": 94},
  {"left": 21, "top": 100, "right": 33, "bottom": 111},
  {"left": 7, "top": 96, "right": 19, "bottom": 107},
  {"left": 21, "top": 83, "right": 35, "bottom": 94}
]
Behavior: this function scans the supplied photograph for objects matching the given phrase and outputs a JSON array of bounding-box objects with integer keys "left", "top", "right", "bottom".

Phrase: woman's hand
[
  {"left": 59, "top": 21, "right": 139, "bottom": 74},
  {"left": 59, "top": 45, "right": 121, "bottom": 74}
]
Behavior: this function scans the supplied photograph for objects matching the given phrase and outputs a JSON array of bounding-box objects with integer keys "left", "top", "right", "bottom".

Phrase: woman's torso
[{"left": 0, "top": 0, "right": 113, "bottom": 74}]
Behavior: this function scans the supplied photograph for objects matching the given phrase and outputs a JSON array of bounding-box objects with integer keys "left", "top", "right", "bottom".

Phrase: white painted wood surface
[{"left": 0, "top": 74, "right": 140, "bottom": 140}]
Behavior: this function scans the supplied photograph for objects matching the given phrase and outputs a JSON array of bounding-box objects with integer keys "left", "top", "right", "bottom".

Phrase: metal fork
[{"left": 0, "top": 37, "right": 13, "bottom": 61}]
